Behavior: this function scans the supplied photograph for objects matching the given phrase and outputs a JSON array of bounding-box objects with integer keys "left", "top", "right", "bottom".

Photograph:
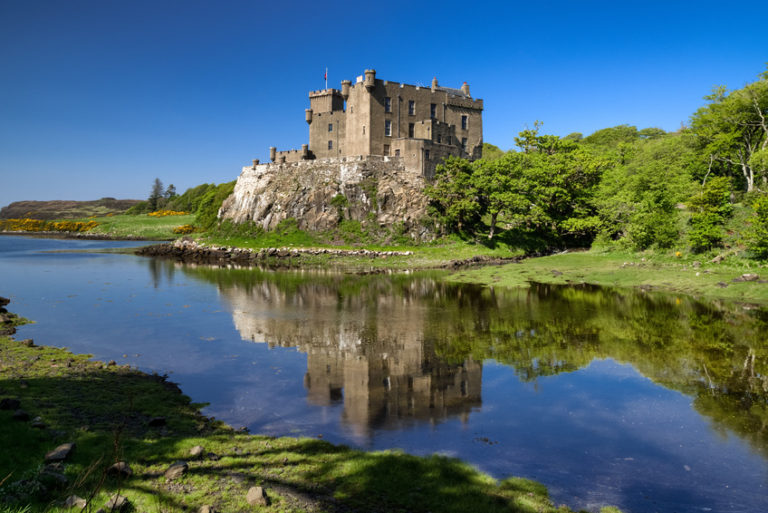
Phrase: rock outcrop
[{"left": 219, "top": 156, "right": 433, "bottom": 240}]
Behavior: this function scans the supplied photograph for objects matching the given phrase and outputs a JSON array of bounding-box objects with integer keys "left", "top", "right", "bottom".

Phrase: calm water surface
[{"left": 1, "top": 235, "right": 766, "bottom": 513}]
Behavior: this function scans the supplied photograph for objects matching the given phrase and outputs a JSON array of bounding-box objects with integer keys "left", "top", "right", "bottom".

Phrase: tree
[
  {"left": 148, "top": 178, "right": 164, "bottom": 212},
  {"left": 481, "top": 143, "right": 506, "bottom": 161},
  {"left": 687, "top": 176, "right": 733, "bottom": 253},
  {"left": 164, "top": 184, "right": 177, "bottom": 199},
  {"left": 690, "top": 74, "right": 768, "bottom": 192},
  {"left": 425, "top": 157, "right": 484, "bottom": 235},
  {"left": 747, "top": 194, "right": 768, "bottom": 259},
  {"left": 595, "top": 134, "right": 695, "bottom": 250}
]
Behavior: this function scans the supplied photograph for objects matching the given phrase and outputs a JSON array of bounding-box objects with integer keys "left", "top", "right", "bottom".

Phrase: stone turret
[
  {"left": 364, "top": 69, "right": 376, "bottom": 90},
  {"left": 305, "top": 109, "right": 313, "bottom": 124},
  {"left": 461, "top": 82, "right": 470, "bottom": 96},
  {"left": 341, "top": 80, "right": 351, "bottom": 99},
  {"left": 270, "top": 147, "right": 276, "bottom": 162},
  {"left": 431, "top": 77, "right": 438, "bottom": 92}
]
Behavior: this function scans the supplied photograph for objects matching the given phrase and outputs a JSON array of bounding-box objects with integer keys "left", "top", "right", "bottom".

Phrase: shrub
[
  {"left": 195, "top": 181, "right": 236, "bottom": 229},
  {"left": 172, "top": 224, "right": 196, "bottom": 234},
  {"left": 148, "top": 210, "right": 188, "bottom": 217},
  {"left": 0, "top": 219, "right": 99, "bottom": 233}
]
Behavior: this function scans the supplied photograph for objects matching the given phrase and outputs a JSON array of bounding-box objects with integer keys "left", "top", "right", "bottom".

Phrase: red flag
[{"left": 324, "top": 70, "right": 327, "bottom": 80}]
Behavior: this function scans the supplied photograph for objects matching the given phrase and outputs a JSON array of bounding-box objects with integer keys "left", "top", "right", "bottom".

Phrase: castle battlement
[{"left": 259, "top": 68, "right": 483, "bottom": 179}]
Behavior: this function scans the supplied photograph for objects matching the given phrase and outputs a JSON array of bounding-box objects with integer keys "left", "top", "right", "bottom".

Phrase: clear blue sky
[{"left": 1, "top": 0, "right": 766, "bottom": 207}]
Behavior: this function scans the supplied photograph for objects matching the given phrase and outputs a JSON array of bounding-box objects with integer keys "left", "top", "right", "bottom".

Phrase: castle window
[
  {"left": 447, "top": 135, "right": 451, "bottom": 145},
  {"left": 425, "top": 150, "right": 430, "bottom": 160},
  {"left": 430, "top": 103, "right": 436, "bottom": 119},
  {"left": 395, "top": 149, "right": 400, "bottom": 157},
  {"left": 385, "top": 120, "right": 392, "bottom": 136},
  {"left": 408, "top": 123, "right": 414, "bottom": 138},
  {"left": 408, "top": 100, "right": 415, "bottom": 115},
  {"left": 384, "top": 97, "right": 391, "bottom": 113},
  {"left": 328, "top": 140, "right": 333, "bottom": 150},
  {"left": 437, "top": 134, "right": 442, "bottom": 144},
  {"left": 328, "top": 123, "right": 333, "bottom": 132},
  {"left": 461, "top": 137, "right": 467, "bottom": 150},
  {"left": 384, "top": 144, "right": 390, "bottom": 155},
  {"left": 461, "top": 115, "right": 468, "bottom": 130}
]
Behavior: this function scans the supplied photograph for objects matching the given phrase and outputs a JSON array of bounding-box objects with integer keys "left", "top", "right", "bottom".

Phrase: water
[{"left": 1, "top": 235, "right": 766, "bottom": 512}]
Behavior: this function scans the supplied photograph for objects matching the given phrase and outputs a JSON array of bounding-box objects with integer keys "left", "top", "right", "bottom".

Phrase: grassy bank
[
  {"left": 449, "top": 249, "right": 768, "bottom": 304},
  {"left": 0, "top": 313, "right": 616, "bottom": 513},
  {"left": 75, "top": 214, "right": 196, "bottom": 240},
  {"left": 0, "top": 214, "right": 196, "bottom": 241}
]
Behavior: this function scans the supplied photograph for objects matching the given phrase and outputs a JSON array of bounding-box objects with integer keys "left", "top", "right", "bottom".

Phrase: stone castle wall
[{"left": 218, "top": 155, "right": 434, "bottom": 240}]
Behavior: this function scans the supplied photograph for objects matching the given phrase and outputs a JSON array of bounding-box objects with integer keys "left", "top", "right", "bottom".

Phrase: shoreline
[
  {"left": 0, "top": 300, "right": 613, "bottom": 513},
  {"left": 0, "top": 230, "right": 166, "bottom": 241}
]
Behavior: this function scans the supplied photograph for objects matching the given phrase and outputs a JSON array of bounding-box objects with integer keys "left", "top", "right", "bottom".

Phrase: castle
[{"left": 263, "top": 69, "right": 484, "bottom": 178}]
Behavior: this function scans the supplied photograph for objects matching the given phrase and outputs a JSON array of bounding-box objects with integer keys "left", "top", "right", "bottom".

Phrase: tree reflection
[{"left": 181, "top": 265, "right": 768, "bottom": 454}]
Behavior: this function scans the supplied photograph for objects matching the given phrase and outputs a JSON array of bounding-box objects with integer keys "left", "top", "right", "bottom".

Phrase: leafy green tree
[
  {"left": 562, "top": 132, "right": 583, "bottom": 142},
  {"left": 164, "top": 184, "right": 177, "bottom": 199},
  {"left": 595, "top": 134, "right": 694, "bottom": 249},
  {"left": 690, "top": 73, "right": 768, "bottom": 192},
  {"left": 581, "top": 125, "right": 639, "bottom": 149},
  {"left": 480, "top": 143, "right": 506, "bottom": 161},
  {"left": 148, "top": 178, "right": 164, "bottom": 211},
  {"left": 687, "top": 176, "right": 733, "bottom": 252},
  {"left": 747, "top": 194, "right": 768, "bottom": 259},
  {"left": 425, "top": 156, "right": 484, "bottom": 235},
  {"left": 472, "top": 155, "right": 521, "bottom": 239}
]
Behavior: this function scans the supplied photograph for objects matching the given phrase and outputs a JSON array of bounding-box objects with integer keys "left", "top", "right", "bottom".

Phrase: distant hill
[{"left": 0, "top": 198, "right": 142, "bottom": 220}]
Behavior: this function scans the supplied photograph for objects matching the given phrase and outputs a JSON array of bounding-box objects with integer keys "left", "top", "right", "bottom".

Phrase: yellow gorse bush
[
  {"left": 148, "top": 210, "right": 188, "bottom": 217},
  {"left": 172, "top": 224, "right": 196, "bottom": 234},
  {"left": 0, "top": 219, "right": 99, "bottom": 232}
]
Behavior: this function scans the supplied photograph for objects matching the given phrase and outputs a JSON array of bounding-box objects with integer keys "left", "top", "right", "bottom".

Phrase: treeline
[
  {"left": 128, "top": 178, "right": 235, "bottom": 229},
  {"left": 427, "top": 68, "right": 768, "bottom": 257}
]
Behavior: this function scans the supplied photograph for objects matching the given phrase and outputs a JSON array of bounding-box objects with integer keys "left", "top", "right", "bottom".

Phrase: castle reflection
[{"left": 215, "top": 271, "right": 482, "bottom": 436}]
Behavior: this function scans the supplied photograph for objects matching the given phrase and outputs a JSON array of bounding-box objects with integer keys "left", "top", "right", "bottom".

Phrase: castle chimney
[
  {"left": 341, "top": 80, "right": 351, "bottom": 99},
  {"left": 305, "top": 108, "right": 313, "bottom": 124},
  {"left": 461, "top": 82, "right": 470, "bottom": 96},
  {"left": 431, "top": 77, "right": 438, "bottom": 92},
  {"left": 269, "top": 146, "right": 276, "bottom": 162},
  {"left": 364, "top": 69, "right": 376, "bottom": 90}
]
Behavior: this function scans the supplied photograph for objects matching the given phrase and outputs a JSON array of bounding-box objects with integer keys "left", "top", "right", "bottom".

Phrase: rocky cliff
[{"left": 218, "top": 156, "right": 433, "bottom": 240}]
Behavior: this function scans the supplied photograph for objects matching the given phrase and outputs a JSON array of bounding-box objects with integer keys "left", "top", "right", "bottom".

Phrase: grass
[
  {"left": 449, "top": 248, "right": 768, "bottom": 304},
  {"left": 72, "top": 214, "right": 197, "bottom": 240},
  {"left": 0, "top": 314, "right": 615, "bottom": 513}
]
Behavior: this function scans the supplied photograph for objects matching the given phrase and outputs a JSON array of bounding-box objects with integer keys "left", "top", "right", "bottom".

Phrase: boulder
[
  {"left": 45, "top": 442, "right": 75, "bottom": 463},
  {"left": 164, "top": 460, "right": 188, "bottom": 480},
  {"left": 198, "top": 506, "right": 216, "bottom": 513},
  {"left": 189, "top": 445, "right": 205, "bottom": 459},
  {"left": 107, "top": 461, "right": 133, "bottom": 478},
  {"left": 105, "top": 494, "right": 129, "bottom": 511},
  {"left": 19, "top": 339, "right": 35, "bottom": 347},
  {"left": 246, "top": 486, "right": 269, "bottom": 506},
  {"left": 148, "top": 416, "right": 166, "bottom": 427},
  {"left": 0, "top": 296, "right": 9, "bottom": 307},
  {"left": 13, "top": 409, "right": 30, "bottom": 421},
  {"left": 0, "top": 397, "right": 20, "bottom": 410},
  {"left": 64, "top": 495, "right": 87, "bottom": 509}
]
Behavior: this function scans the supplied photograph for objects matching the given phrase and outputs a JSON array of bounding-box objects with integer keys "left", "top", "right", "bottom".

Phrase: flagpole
[{"left": 325, "top": 67, "right": 328, "bottom": 90}]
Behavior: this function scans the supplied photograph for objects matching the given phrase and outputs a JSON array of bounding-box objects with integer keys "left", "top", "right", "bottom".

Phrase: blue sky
[{"left": 1, "top": 0, "right": 766, "bottom": 207}]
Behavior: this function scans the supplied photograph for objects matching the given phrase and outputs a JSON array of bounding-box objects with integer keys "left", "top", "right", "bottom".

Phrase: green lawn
[
  {"left": 449, "top": 249, "right": 768, "bottom": 304},
  {"left": 80, "top": 214, "right": 197, "bottom": 240}
]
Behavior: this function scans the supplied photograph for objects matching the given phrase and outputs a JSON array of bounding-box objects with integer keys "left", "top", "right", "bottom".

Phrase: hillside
[{"left": 0, "top": 198, "right": 141, "bottom": 220}]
